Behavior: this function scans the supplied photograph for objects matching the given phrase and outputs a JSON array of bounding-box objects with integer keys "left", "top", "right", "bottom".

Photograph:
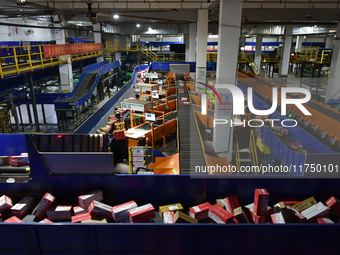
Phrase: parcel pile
[{"left": 0, "top": 189, "right": 339, "bottom": 224}]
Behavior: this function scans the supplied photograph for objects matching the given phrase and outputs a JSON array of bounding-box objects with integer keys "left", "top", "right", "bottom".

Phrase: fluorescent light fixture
[
  {"left": 136, "top": 24, "right": 141, "bottom": 28},
  {"left": 113, "top": 14, "right": 119, "bottom": 19}
]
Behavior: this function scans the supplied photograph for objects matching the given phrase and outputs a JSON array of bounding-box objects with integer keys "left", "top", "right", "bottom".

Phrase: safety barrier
[{"left": 0, "top": 43, "right": 102, "bottom": 78}]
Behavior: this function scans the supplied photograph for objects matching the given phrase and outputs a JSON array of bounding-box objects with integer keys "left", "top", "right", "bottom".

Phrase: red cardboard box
[
  {"left": 233, "top": 207, "right": 252, "bottom": 223},
  {"left": 286, "top": 205, "right": 307, "bottom": 223},
  {"left": 71, "top": 212, "right": 92, "bottom": 223},
  {"left": 128, "top": 204, "right": 155, "bottom": 223},
  {"left": 4, "top": 216, "right": 23, "bottom": 223},
  {"left": 271, "top": 212, "right": 285, "bottom": 224},
  {"left": 88, "top": 201, "right": 113, "bottom": 220},
  {"left": 301, "top": 202, "right": 330, "bottom": 223},
  {"left": 112, "top": 201, "right": 137, "bottom": 222},
  {"left": 78, "top": 190, "right": 103, "bottom": 209},
  {"left": 46, "top": 205, "right": 72, "bottom": 221},
  {"left": 325, "top": 196, "right": 340, "bottom": 215},
  {"left": 39, "top": 218, "right": 53, "bottom": 223},
  {"left": 250, "top": 211, "right": 266, "bottom": 224},
  {"left": 317, "top": 218, "right": 334, "bottom": 224},
  {"left": 32, "top": 193, "right": 55, "bottom": 220},
  {"left": 189, "top": 202, "right": 211, "bottom": 220},
  {"left": 11, "top": 196, "right": 35, "bottom": 219},
  {"left": 73, "top": 206, "right": 87, "bottom": 216},
  {"left": 273, "top": 202, "right": 294, "bottom": 223},
  {"left": 9, "top": 154, "right": 29, "bottom": 167},
  {"left": 254, "top": 189, "right": 269, "bottom": 216},
  {"left": 222, "top": 195, "right": 240, "bottom": 215},
  {"left": 163, "top": 211, "right": 175, "bottom": 224},
  {"left": 0, "top": 195, "right": 12, "bottom": 213},
  {"left": 208, "top": 204, "right": 234, "bottom": 224}
]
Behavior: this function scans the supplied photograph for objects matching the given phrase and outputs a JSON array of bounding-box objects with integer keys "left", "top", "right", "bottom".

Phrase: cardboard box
[
  {"left": 216, "top": 199, "right": 225, "bottom": 209},
  {"left": 72, "top": 213, "right": 92, "bottom": 223},
  {"left": 286, "top": 205, "right": 307, "bottom": 223},
  {"left": 325, "top": 196, "right": 340, "bottom": 215},
  {"left": 39, "top": 218, "right": 53, "bottom": 223},
  {"left": 273, "top": 202, "right": 294, "bottom": 223},
  {"left": 78, "top": 190, "right": 103, "bottom": 209},
  {"left": 234, "top": 207, "right": 252, "bottom": 223},
  {"left": 112, "top": 201, "right": 138, "bottom": 222},
  {"left": 22, "top": 215, "right": 36, "bottom": 223},
  {"left": 301, "top": 202, "right": 330, "bottom": 223},
  {"left": 32, "top": 193, "right": 55, "bottom": 220},
  {"left": 0, "top": 156, "right": 9, "bottom": 166},
  {"left": 271, "top": 212, "right": 285, "bottom": 224},
  {"left": 174, "top": 211, "right": 198, "bottom": 224},
  {"left": 9, "top": 154, "right": 29, "bottom": 167},
  {"left": 254, "top": 189, "right": 269, "bottom": 216},
  {"left": 46, "top": 205, "right": 72, "bottom": 221},
  {"left": 159, "top": 203, "right": 183, "bottom": 217},
  {"left": 221, "top": 195, "right": 241, "bottom": 215},
  {"left": 11, "top": 196, "right": 35, "bottom": 219},
  {"left": 163, "top": 211, "right": 175, "bottom": 224},
  {"left": 81, "top": 219, "right": 107, "bottom": 224},
  {"left": 317, "top": 218, "right": 334, "bottom": 224},
  {"left": 88, "top": 201, "right": 113, "bottom": 220},
  {"left": 189, "top": 202, "right": 211, "bottom": 220},
  {"left": 128, "top": 204, "right": 155, "bottom": 223},
  {"left": 208, "top": 204, "right": 234, "bottom": 224},
  {"left": 292, "top": 197, "right": 317, "bottom": 212},
  {"left": 0, "top": 195, "right": 12, "bottom": 213},
  {"left": 4, "top": 216, "right": 23, "bottom": 223},
  {"left": 73, "top": 206, "right": 87, "bottom": 216},
  {"left": 250, "top": 211, "right": 266, "bottom": 224}
]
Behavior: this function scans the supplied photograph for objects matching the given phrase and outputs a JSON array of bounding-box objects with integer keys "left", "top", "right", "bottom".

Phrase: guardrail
[{"left": 0, "top": 44, "right": 102, "bottom": 78}]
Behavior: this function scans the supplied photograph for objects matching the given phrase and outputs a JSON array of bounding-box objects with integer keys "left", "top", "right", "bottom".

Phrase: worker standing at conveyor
[
  {"left": 135, "top": 94, "right": 140, "bottom": 100},
  {"left": 108, "top": 113, "right": 128, "bottom": 166}
]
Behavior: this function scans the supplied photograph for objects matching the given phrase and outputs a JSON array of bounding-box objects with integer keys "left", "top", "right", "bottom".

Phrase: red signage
[{"left": 43, "top": 43, "right": 102, "bottom": 58}]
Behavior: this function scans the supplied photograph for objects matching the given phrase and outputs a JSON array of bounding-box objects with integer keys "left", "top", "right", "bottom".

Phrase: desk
[{"left": 126, "top": 127, "right": 151, "bottom": 147}]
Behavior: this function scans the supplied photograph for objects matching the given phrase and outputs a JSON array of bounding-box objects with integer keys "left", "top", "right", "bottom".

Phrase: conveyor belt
[
  {"left": 306, "top": 101, "right": 340, "bottom": 122},
  {"left": 177, "top": 80, "right": 206, "bottom": 174},
  {"left": 59, "top": 70, "right": 98, "bottom": 103}
]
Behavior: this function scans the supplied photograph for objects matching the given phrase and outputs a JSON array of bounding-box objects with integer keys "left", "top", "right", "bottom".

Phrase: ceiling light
[
  {"left": 148, "top": 27, "right": 152, "bottom": 31},
  {"left": 113, "top": 14, "right": 119, "bottom": 19},
  {"left": 136, "top": 24, "right": 140, "bottom": 28}
]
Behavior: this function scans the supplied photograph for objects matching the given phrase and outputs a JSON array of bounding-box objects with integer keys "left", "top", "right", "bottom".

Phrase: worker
[
  {"left": 135, "top": 94, "right": 140, "bottom": 100},
  {"left": 108, "top": 113, "right": 128, "bottom": 166}
]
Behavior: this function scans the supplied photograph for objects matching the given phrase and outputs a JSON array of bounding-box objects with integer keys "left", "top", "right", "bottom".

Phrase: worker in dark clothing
[{"left": 108, "top": 113, "right": 128, "bottom": 166}]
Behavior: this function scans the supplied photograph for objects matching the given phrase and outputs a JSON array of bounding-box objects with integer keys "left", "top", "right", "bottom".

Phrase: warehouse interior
[{"left": 0, "top": 0, "right": 339, "bottom": 254}]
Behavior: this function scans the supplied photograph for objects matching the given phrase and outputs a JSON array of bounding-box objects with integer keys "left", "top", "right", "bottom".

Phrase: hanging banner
[{"left": 43, "top": 43, "right": 102, "bottom": 58}]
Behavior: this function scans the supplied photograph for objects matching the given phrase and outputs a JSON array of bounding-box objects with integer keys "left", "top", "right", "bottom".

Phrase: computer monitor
[
  {"left": 152, "top": 93, "right": 159, "bottom": 99},
  {"left": 145, "top": 113, "right": 156, "bottom": 122},
  {"left": 158, "top": 79, "right": 163, "bottom": 85}
]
